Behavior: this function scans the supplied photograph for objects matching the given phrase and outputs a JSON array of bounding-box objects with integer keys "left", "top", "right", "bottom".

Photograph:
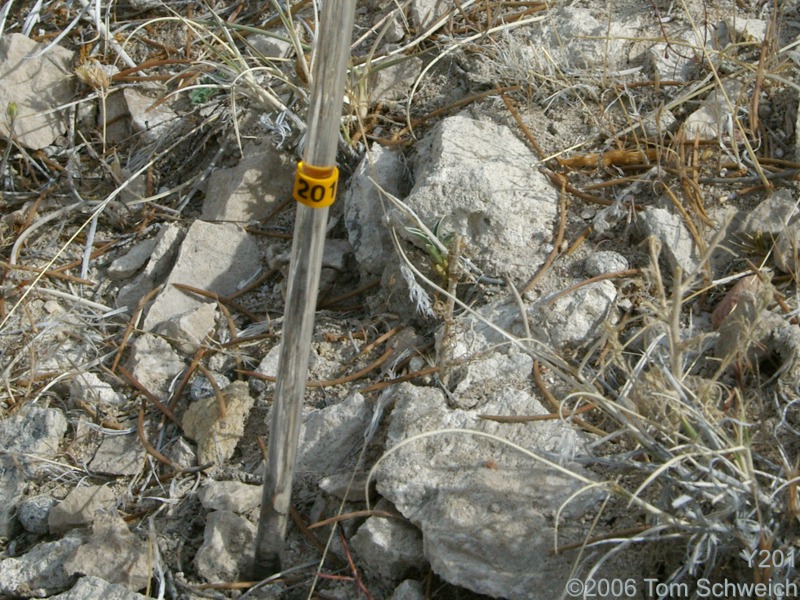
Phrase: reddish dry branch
[
  {"left": 171, "top": 282, "right": 261, "bottom": 323},
  {"left": 539, "top": 168, "right": 615, "bottom": 207},
  {"left": 111, "top": 284, "right": 163, "bottom": 373},
  {"left": 196, "top": 363, "right": 227, "bottom": 419},
  {"left": 137, "top": 399, "right": 174, "bottom": 467},
  {"left": 556, "top": 148, "right": 660, "bottom": 169},
  {"left": 239, "top": 347, "right": 394, "bottom": 388},
  {"left": 119, "top": 365, "right": 181, "bottom": 426},
  {"left": 171, "top": 346, "right": 207, "bottom": 410}
]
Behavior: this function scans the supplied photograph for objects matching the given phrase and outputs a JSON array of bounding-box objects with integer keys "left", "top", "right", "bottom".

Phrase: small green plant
[
  {"left": 189, "top": 76, "right": 221, "bottom": 104},
  {"left": 405, "top": 216, "right": 453, "bottom": 281}
]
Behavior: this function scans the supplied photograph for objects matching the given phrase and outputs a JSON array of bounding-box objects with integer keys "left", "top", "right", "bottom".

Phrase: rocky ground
[{"left": 2, "top": 0, "right": 800, "bottom": 598}]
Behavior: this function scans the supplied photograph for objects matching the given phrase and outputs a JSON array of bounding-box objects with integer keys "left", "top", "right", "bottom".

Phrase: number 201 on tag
[
  {"left": 296, "top": 177, "right": 336, "bottom": 204},
  {"left": 293, "top": 164, "right": 339, "bottom": 208}
]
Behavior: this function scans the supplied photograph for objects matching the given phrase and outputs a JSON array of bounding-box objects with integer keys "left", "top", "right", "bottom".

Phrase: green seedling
[
  {"left": 405, "top": 216, "right": 453, "bottom": 281},
  {"left": 189, "top": 76, "right": 221, "bottom": 104}
]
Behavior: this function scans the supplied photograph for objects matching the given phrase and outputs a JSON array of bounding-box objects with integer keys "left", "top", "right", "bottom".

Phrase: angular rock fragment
[
  {"left": 64, "top": 513, "right": 151, "bottom": 592},
  {"left": 375, "top": 383, "right": 601, "bottom": 600},
  {"left": 48, "top": 576, "right": 149, "bottom": 600},
  {"left": 143, "top": 221, "right": 261, "bottom": 331},
  {"left": 202, "top": 144, "right": 294, "bottom": 223},
  {"left": 351, "top": 501, "right": 425, "bottom": 580},
  {"left": 0, "top": 535, "right": 83, "bottom": 598},
  {"left": 194, "top": 511, "right": 256, "bottom": 582},
  {"left": 404, "top": 115, "right": 557, "bottom": 284},
  {"left": 182, "top": 382, "right": 254, "bottom": 466},
  {"left": 48, "top": 484, "right": 117, "bottom": 534},
  {"left": 0, "top": 34, "right": 74, "bottom": 149}
]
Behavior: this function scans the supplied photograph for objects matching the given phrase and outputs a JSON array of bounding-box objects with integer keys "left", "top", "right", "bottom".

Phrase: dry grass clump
[
  {"left": 570, "top": 251, "right": 800, "bottom": 587},
  {"left": 436, "top": 0, "right": 800, "bottom": 589}
]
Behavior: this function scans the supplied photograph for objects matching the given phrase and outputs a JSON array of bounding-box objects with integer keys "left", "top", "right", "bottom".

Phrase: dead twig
[
  {"left": 196, "top": 363, "right": 227, "bottom": 419},
  {"left": 137, "top": 398, "right": 174, "bottom": 467},
  {"left": 111, "top": 285, "right": 164, "bottom": 373},
  {"left": 172, "top": 282, "right": 261, "bottom": 323},
  {"left": 119, "top": 364, "right": 181, "bottom": 426}
]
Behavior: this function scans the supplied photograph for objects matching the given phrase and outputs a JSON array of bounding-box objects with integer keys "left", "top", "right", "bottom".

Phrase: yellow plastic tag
[{"left": 292, "top": 162, "right": 339, "bottom": 208}]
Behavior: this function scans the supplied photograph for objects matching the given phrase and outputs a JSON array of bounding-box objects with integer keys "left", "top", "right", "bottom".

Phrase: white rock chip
[
  {"left": 48, "top": 576, "right": 148, "bottom": 600},
  {"left": 49, "top": 485, "right": 117, "bottom": 534},
  {"left": 0, "top": 34, "right": 74, "bottom": 149},
  {"left": 376, "top": 383, "right": 600, "bottom": 600},
  {"left": 202, "top": 144, "right": 294, "bottom": 223},
  {"left": 404, "top": 115, "right": 557, "bottom": 283},
  {"left": 351, "top": 502, "right": 425, "bottom": 580},
  {"left": 64, "top": 513, "right": 151, "bottom": 592},
  {"left": 182, "top": 381, "right": 254, "bottom": 466},
  {"left": 345, "top": 144, "right": 406, "bottom": 277},
  {"left": 143, "top": 221, "right": 261, "bottom": 331},
  {"left": 0, "top": 535, "right": 83, "bottom": 598},
  {"left": 198, "top": 481, "right": 261, "bottom": 514},
  {"left": 194, "top": 511, "right": 256, "bottom": 582}
]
